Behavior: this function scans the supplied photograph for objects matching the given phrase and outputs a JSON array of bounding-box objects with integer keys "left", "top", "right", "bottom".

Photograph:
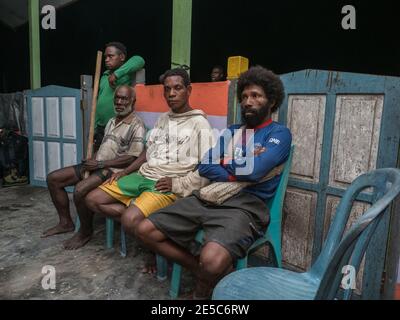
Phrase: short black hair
[
  {"left": 237, "top": 66, "right": 285, "bottom": 113},
  {"left": 105, "top": 42, "right": 127, "bottom": 57},
  {"left": 212, "top": 65, "right": 224, "bottom": 73},
  {"left": 162, "top": 68, "right": 191, "bottom": 87}
]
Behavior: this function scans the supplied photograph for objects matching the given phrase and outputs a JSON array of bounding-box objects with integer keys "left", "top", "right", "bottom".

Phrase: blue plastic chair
[
  {"left": 157, "top": 145, "right": 295, "bottom": 298},
  {"left": 212, "top": 168, "right": 400, "bottom": 300},
  {"left": 105, "top": 218, "right": 129, "bottom": 257}
]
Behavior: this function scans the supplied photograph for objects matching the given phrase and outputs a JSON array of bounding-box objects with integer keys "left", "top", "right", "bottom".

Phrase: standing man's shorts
[
  {"left": 148, "top": 192, "right": 270, "bottom": 261},
  {"left": 99, "top": 172, "right": 177, "bottom": 217}
]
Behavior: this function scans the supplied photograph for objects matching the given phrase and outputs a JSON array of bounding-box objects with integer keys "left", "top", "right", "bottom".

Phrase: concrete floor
[{"left": 0, "top": 185, "right": 194, "bottom": 300}]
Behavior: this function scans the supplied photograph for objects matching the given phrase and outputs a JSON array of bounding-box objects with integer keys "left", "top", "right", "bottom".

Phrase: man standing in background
[{"left": 94, "top": 42, "right": 145, "bottom": 151}]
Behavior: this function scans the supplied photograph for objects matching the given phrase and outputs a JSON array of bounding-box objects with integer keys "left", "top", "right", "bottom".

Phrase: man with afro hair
[{"left": 136, "top": 66, "right": 292, "bottom": 298}]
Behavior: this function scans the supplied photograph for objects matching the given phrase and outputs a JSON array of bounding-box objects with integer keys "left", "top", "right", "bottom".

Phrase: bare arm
[
  {"left": 106, "top": 149, "right": 147, "bottom": 184},
  {"left": 120, "top": 149, "right": 147, "bottom": 174},
  {"left": 102, "top": 155, "right": 136, "bottom": 169}
]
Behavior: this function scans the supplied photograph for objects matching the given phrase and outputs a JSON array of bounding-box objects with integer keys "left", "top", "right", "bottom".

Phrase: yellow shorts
[
  {"left": 133, "top": 191, "right": 177, "bottom": 217},
  {"left": 99, "top": 181, "right": 177, "bottom": 217}
]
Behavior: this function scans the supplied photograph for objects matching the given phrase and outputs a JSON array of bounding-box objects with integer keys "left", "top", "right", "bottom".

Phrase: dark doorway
[{"left": 0, "top": 0, "right": 398, "bottom": 92}]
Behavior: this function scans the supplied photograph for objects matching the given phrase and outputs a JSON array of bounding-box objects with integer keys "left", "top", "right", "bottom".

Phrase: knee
[
  {"left": 199, "top": 246, "right": 231, "bottom": 276},
  {"left": 121, "top": 209, "right": 139, "bottom": 232},
  {"left": 85, "top": 191, "right": 98, "bottom": 211},
  {"left": 135, "top": 219, "right": 156, "bottom": 243},
  {"left": 73, "top": 186, "right": 85, "bottom": 203},
  {"left": 46, "top": 172, "right": 57, "bottom": 187}
]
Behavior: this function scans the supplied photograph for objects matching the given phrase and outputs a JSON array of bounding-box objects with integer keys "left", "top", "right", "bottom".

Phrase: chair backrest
[
  {"left": 266, "top": 145, "right": 295, "bottom": 219},
  {"left": 311, "top": 168, "right": 400, "bottom": 299}
]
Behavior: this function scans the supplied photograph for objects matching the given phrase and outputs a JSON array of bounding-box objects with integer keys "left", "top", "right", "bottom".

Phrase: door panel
[
  {"left": 278, "top": 70, "right": 400, "bottom": 299},
  {"left": 27, "top": 85, "right": 82, "bottom": 188},
  {"left": 287, "top": 95, "right": 326, "bottom": 183}
]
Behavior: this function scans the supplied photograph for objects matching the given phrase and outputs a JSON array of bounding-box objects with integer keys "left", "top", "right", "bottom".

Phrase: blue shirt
[{"left": 198, "top": 120, "right": 292, "bottom": 201}]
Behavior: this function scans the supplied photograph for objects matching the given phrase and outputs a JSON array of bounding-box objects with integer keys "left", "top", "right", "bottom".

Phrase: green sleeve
[{"left": 113, "top": 55, "right": 145, "bottom": 79}]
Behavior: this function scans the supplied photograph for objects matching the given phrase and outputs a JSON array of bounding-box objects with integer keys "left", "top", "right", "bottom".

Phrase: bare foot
[
  {"left": 141, "top": 252, "right": 157, "bottom": 274},
  {"left": 63, "top": 232, "right": 92, "bottom": 250},
  {"left": 41, "top": 223, "right": 75, "bottom": 238}
]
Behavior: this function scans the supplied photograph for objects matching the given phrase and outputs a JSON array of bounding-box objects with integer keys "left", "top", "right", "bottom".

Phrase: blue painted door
[
  {"left": 26, "top": 85, "right": 83, "bottom": 189},
  {"left": 275, "top": 70, "right": 400, "bottom": 299}
]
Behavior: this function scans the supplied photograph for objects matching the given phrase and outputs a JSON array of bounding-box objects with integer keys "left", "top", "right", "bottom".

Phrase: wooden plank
[
  {"left": 383, "top": 194, "right": 400, "bottom": 299},
  {"left": 383, "top": 140, "right": 400, "bottom": 299},
  {"left": 80, "top": 75, "right": 93, "bottom": 154},
  {"left": 329, "top": 95, "right": 383, "bottom": 189},
  {"left": 282, "top": 70, "right": 390, "bottom": 94},
  {"left": 287, "top": 95, "right": 326, "bottom": 183},
  {"left": 282, "top": 188, "right": 317, "bottom": 270},
  {"left": 312, "top": 93, "right": 337, "bottom": 261}
]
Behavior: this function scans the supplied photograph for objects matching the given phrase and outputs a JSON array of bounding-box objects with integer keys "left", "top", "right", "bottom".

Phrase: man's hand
[
  {"left": 155, "top": 177, "right": 173, "bottom": 193},
  {"left": 108, "top": 73, "right": 117, "bottom": 88},
  {"left": 106, "top": 170, "right": 127, "bottom": 185},
  {"left": 81, "top": 159, "right": 100, "bottom": 172}
]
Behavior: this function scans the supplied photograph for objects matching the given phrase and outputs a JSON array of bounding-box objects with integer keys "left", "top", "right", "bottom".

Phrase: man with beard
[
  {"left": 135, "top": 66, "right": 292, "bottom": 298},
  {"left": 43, "top": 85, "right": 146, "bottom": 245}
]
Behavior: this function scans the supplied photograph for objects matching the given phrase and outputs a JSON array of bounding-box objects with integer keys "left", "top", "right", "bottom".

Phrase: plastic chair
[
  {"left": 212, "top": 167, "right": 400, "bottom": 300},
  {"left": 158, "top": 145, "right": 295, "bottom": 298},
  {"left": 105, "top": 218, "right": 129, "bottom": 257}
]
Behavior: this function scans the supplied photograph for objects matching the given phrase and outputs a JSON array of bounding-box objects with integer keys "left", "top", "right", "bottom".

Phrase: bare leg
[
  {"left": 136, "top": 220, "right": 233, "bottom": 298},
  {"left": 136, "top": 219, "right": 201, "bottom": 274},
  {"left": 194, "top": 242, "right": 233, "bottom": 299},
  {"left": 62, "top": 176, "right": 106, "bottom": 250},
  {"left": 42, "top": 167, "right": 79, "bottom": 237},
  {"left": 120, "top": 205, "right": 156, "bottom": 273}
]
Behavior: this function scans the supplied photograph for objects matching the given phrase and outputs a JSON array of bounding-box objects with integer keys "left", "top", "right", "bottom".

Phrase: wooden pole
[
  {"left": 28, "top": 0, "right": 41, "bottom": 89},
  {"left": 84, "top": 51, "right": 103, "bottom": 178},
  {"left": 171, "top": 0, "right": 192, "bottom": 72}
]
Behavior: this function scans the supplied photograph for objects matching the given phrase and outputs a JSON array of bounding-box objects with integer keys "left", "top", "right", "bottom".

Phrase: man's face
[
  {"left": 211, "top": 68, "right": 224, "bottom": 82},
  {"left": 163, "top": 76, "right": 191, "bottom": 113},
  {"left": 114, "top": 87, "right": 134, "bottom": 117},
  {"left": 104, "top": 46, "right": 125, "bottom": 71},
  {"left": 240, "top": 84, "right": 272, "bottom": 128}
]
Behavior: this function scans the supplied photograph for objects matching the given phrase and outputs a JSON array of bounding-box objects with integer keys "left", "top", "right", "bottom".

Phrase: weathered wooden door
[
  {"left": 276, "top": 70, "right": 400, "bottom": 298},
  {"left": 26, "top": 85, "right": 83, "bottom": 188}
]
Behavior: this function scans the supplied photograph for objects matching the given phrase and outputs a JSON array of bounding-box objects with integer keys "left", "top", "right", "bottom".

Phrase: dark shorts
[
  {"left": 73, "top": 163, "right": 112, "bottom": 182},
  {"left": 148, "top": 192, "right": 270, "bottom": 261}
]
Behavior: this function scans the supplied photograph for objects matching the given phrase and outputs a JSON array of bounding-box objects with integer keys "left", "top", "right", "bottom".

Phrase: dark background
[{"left": 0, "top": 0, "right": 399, "bottom": 93}]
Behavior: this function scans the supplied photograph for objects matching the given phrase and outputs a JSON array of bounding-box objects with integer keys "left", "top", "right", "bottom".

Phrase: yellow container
[{"left": 227, "top": 56, "right": 249, "bottom": 79}]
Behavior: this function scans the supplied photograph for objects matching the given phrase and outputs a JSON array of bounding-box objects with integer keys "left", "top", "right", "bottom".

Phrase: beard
[
  {"left": 241, "top": 104, "right": 270, "bottom": 128},
  {"left": 114, "top": 105, "right": 132, "bottom": 117}
]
